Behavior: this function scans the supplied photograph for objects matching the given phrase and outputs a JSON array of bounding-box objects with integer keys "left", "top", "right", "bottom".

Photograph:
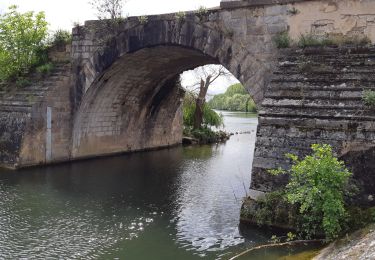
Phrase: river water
[{"left": 0, "top": 112, "right": 315, "bottom": 259}]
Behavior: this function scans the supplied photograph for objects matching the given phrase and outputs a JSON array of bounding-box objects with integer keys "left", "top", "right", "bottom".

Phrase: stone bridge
[{"left": 1, "top": 0, "right": 375, "bottom": 199}]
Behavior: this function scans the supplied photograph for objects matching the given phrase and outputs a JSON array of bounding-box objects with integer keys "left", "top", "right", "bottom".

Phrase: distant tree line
[{"left": 208, "top": 83, "right": 257, "bottom": 112}]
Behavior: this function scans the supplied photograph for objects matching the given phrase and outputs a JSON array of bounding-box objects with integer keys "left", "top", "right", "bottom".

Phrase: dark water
[{"left": 0, "top": 112, "right": 317, "bottom": 259}]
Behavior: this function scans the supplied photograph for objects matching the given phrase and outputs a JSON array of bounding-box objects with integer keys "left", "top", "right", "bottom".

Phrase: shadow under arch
[
  {"left": 71, "top": 15, "right": 268, "bottom": 159},
  {"left": 72, "top": 44, "right": 250, "bottom": 158}
]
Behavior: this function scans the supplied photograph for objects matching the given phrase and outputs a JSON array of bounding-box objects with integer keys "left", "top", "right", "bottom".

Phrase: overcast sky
[{"left": 0, "top": 0, "right": 238, "bottom": 95}]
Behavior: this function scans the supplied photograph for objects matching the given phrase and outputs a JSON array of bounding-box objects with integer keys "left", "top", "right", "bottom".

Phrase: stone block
[{"left": 247, "top": 25, "right": 267, "bottom": 35}]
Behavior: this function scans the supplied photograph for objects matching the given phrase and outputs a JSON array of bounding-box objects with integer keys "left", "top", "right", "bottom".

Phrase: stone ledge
[{"left": 220, "top": 0, "right": 315, "bottom": 9}]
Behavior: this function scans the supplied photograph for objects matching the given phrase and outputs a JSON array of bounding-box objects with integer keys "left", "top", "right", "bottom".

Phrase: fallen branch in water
[{"left": 228, "top": 239, "right": 324, "bottom": 260}]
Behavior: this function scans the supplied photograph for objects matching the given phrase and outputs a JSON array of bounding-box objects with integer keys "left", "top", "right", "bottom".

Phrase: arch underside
[{"left": 72, "top": 46, "right": 218, "bottom": 158}]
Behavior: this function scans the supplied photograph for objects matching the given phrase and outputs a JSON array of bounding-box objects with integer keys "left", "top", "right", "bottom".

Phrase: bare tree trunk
[
  {"left": 193, "top": 76, "right": 211, "bottom": 129},
  {"left": 245, "top": 96, "right": 251, "bottom": 112}
]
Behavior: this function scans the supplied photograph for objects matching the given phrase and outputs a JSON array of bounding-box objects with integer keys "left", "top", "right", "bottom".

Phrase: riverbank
[
  {"left": 314, "top": 224, "right": 375, "bottom": 259},
  {"left": 182, "top": 127, "right": 230, "bottom": 145}
]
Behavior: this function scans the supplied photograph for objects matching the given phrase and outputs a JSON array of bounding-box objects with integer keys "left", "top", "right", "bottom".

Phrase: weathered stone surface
[
  {"left": 252, "top": 46, "right": 375, "bottom": 199},
  {"left": 0, "top": 57, "right": 73, "bottom": 168},
  {"left": 341, "top": 146, "right": 375, "bottom": 206}
]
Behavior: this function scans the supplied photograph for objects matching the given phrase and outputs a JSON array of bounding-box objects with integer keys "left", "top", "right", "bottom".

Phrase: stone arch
[{"left": 71, "top": 13, "right": 272, "bottom": 158}]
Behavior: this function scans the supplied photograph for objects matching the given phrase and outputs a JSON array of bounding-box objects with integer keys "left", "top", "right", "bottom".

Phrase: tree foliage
[
  {"left": 183, "top": 92, "right": 223, "bottom": 128},
  {"left": 208, "top": 83, "right": 257, "bottom": 112},
  {"left": 270, "top": 144, "right": 353, "bottom": 240},
  {"left": 0, "top": 5, "right": 48, "bottom": 81},
  {"left": 49, "top": 29, "right": 72, "bottom": 47},
  {"left": 89, "top": 0, "right": 126, "bottom": 20}
]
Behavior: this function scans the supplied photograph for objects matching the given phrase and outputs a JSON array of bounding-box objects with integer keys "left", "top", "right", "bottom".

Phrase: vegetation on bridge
[
  {"left": 0, "top": 5, "right": 48, "bottom": 82},
  {"left": 0, "top": 6, "right": 72, "bottom": 85},
  {"left": 274, "top": 31, "right": 371, "bottom": 49}
]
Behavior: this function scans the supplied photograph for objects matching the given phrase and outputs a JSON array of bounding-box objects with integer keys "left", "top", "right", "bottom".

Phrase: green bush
[
  {"left": 298, "top": 34, "right": 324, "bottom": 48},
  {"left": 175, "top": 11, "right": 186, "bottom": 21},
  {"left": 0, "top": 5, "right": 48, "bottom": 81},
  {"left": 270, "top": 144, "right": 353, "bottom": 240},
  {"left": 36, "top": 63, "right": 54, "bottom": 76},
  {"left": 15, "top": 78, "right": 31, "bottom": 88},
  {"left": 363, "top": 90, "right": 375, "bottom": 107},
  {"left": 297, "top": 33, "right": 372, "bottom": 48},
  {"left": 197, "top": 6, "right": 208, "bottom": 17},
  {"left": 50, "top": 29, "right": 72, "bottom": 47},
  {"left": 138, "top": 15, "right": 148, "bottom": 25},
  {"left": 274, "top": 32, "right": 291, "bottom": 48}
]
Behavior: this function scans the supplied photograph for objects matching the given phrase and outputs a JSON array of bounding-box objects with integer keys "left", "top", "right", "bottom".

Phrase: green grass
[
  {"left": 36, "top": 63, "right": 54, "bottom": 76},
  {"left": 274, "top": 32, "right": 291, "bottom": 48},
  {"left": 363, "top": 90, "right": 375, "bottom": 107}
]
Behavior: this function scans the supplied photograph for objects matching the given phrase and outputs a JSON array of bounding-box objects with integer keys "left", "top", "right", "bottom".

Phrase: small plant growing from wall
[
  {"left": 273, "top": 32, "right": 291, "bottom": 48},
  {"left": 36, "top": 63, "right": 54, "bottom": 77},
  {"left": 297, "top": 33, "right": 372, "bottom": 48},
  {"left": 50, "top": 29, "right": 72, "bottom": 47},
  {"left": 72, "top": 21, "right": 81, "bottom": 28},
  {"left": 222, "top": 26, "right": 234, "bottom": 38},
  {"left": 15, "top": 78, "right": 31, "bottom": 88},
  {"left": 298, "top": 34, "right": 323, "bottom": 47},
  {"left": 175, "top": 11, "right": 186, "bottom": 22},
  {"left": 138, "top": 15, "right": 148, "bottom": 25},
  {"left": 197, "top": 6, "right": 208, "bottom": 17},
  {"left": 363, "top": 90, "right": 375, "bottom": 108},
  {"left": 287, "top": 7, "right": 299, "bottom": 15}
]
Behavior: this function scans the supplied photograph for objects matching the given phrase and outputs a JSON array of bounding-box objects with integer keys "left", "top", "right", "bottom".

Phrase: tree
[
  {"left": 183, "top": 91, "right": 223, "bottom": 128},
  {"left": 0, "top": 5, "right": 48, "bottom": 81},
  {"left": 89, "top": 0, "right": 126, "bottom": 20},
  {"left": 269, "top": 144, "right": 353, "bottom": 240},
  {"left": 185, "top": 65, "right": 231, "bottom": 129}
]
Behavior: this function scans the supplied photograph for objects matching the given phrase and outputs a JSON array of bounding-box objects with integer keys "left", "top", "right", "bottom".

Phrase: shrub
[
  {"left": 363, "top": 90, "right": 375, "bottom": 107},
  {"left": 72, "top": 21, "right": 81, "bottom": 28},
  {"left": 274, "top": 32, "right": 291, "bottom": 48},
  {"left": 50, "top": 29, "right": 72, "bottom": 47},
  {"left": 298, "top": 34, "right": 324, "bottom": 48},
  {"left": 287, "top": 7, "right": 299, "bottom": 15},
  {"left": 175, "top": 11, "right": 186, "bottom": 22},
  {"left": 15, "top": 78, "right": 31, "bottom": 88},
  {"left": 0, "top": 5, "right": 48, "bottom": 81},
  {"left": 36, "top": 63, "right": 54, "bottom": 76},
  {"left": 297, "top": 33, "right": 372, "bottom": 48},
  {"left": 270, "top": 144, "right": 353, "bottom": 240},
  {"left": 138, "top": 15, "right": 148, "bottom": 25},
  {"left": 197, "top": 6, "right": 208, "bottom": 17}
]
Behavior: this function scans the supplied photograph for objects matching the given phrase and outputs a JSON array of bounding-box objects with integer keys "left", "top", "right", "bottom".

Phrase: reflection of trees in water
[{"left": 182, "top": 145, "right": 213, "bottom": 160}]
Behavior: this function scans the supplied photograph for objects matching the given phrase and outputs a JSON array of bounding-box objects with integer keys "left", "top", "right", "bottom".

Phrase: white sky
[{"left": 0, "top": 0, "right": 238, "bottom": 95}]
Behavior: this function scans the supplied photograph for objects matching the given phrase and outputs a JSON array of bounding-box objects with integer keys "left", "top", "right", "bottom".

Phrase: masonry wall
[
  {"left": 0, "top": 47, "right": 73, "bottom": 169},
  {"left": 251, "top": 46, "right": 375, "bottom": 203}
]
